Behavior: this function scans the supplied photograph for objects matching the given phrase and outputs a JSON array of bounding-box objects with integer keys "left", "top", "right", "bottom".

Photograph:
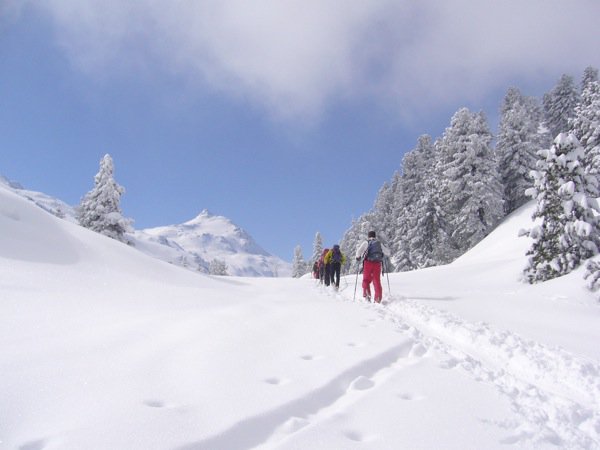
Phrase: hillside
[{"left": 0, "top": 175, "right": 290, "bottom": 276}]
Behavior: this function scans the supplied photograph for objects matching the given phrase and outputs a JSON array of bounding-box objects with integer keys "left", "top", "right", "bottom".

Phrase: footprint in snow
[
  {"left": 19, "top": 439, "right": 48, "bottom": 450},
  {"left": 144, "top": 399, "right": 167, "bottom": 408},
  {"left": 439, "top": 357, "right": 460, "bottom": 369},
  {"left": 397, "top": 392, "right": 426, "bottom": 401},
  {"left": 343, "top": 429, "right": 377, "bottom": 442},
  {"left": 300, "top": 354, "right": 323, "bottom": 361},
  {"left": 264, "top": 377, "right": 290, "bottom": 386},
  {"left": 280, "top": 416, "right": 310, "bottom": 434},
  {"left": 346, "top": 341, "right": 367, "bottom": 348},
  {"left": 409, "top": 343, "right": 428, "bottom": 358},
  {"left": 349, "top": 376, "right": 375, "bottom": 391}
]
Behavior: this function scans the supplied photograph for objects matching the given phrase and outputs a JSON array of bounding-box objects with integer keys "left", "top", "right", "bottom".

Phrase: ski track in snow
[
  {"left": 176, "top": 281, "right": 429, "bottom": 450},
  {"left": 177, "top": 339, "right": 419, "bottom": 450},
  {"left": 313, "top": 284, "right": 600, "bottom": 449}
]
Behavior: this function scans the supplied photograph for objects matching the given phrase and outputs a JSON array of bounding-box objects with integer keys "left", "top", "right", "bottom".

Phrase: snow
[
  {"left": 132, "top": 210, "right": 290, "bottom": 277},
  {"left": 2, "top": 186, "right": 600, "bottom": 449},
  {"left": 0, "top": 176, "right": 290, "bottom": 277}
]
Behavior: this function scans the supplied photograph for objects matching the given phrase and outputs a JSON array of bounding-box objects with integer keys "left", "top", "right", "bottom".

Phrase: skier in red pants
[{"left": 355, "top": 231, "right": 389, "bottom": 303}]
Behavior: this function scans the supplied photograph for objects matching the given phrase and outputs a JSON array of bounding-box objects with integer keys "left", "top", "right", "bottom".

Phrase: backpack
[
  {"left": 366, "top": 240, "right": 384, "bottom": 262},
  {"left": 331, "top": 245, "right": 342, "bottom": 263},
  {"left": 320, "top": 248, "right": 329, "bottom": 265}
]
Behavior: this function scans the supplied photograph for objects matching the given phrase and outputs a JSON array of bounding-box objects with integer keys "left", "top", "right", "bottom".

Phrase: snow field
[{"left": 2, "top": 185, "right": 600, "bottom": 449}]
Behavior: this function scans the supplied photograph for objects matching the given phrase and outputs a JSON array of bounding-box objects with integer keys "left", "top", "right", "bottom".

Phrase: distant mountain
[
  {"left": 0, "top": 175, "right": 77, "bottom": 223},
  {"left": 133, "top": 210, "right": 290, "bottom": 277},
  {"left": 1, "top": 175, "right": 291, "bottom": 277}
]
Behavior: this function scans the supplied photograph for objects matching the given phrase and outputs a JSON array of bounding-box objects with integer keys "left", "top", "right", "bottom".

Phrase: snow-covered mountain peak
[
  {"left": 179, "top": 210, "right": 241, "bottom": 235},
  {"left": 186, "top": 208, "right": 213, "bottom": 223},
  {"left": 134, "top": 211, "right": 289, "bottom": 277},
  {"left": 0, "top": 175, "right": 23, "bottom": 190}
]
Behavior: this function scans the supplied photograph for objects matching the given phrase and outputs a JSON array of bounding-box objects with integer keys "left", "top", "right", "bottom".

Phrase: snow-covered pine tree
[
  {"left": 370, "top": 179, "right": 396, "bottom": 268},
  {"left": 436, "top": 108, "right": 504, "bottom": 256},
  {"left": 370, "top": 182, "right": 391, "bottom": 235},
  {"left": 525, "top": 94, "right": 553, "bottom": 150},
  {"left": 77, "top": 154, "right": 131, "bottom": 243},
  {"left": 312, "top": 232, "right": 323, "bottom": 265},
  {"left": 581, "top": 66, "right": 599, "bottom": 93},
  {"left": 409, "top": 175, "right": 452, "bottom": 268},
  {"left": 523, "top": 133, "right": 600, "bottom": 283},
  {"left": 55, "top": 206, "right": 66, "bottom": 219},
  {"left": 497, "top": 87, "right": 541, "bottom": 214},
  {"left": 381, "top": 172, "right": 406, "bottom": 271},
  {"left": 570, "top": 80, "right": 600, "bottom": 182},
  {"left": 572, "top": 77, "right": 600, "bottom": 291},
  {"left": 395, "top": 135, "right": 446, "bottom": 269},
  {"left": 543, "top": 74, "right": 580, "bottom": 140},
  {"left": 392, "top": 146, "right": 421, "bottom": 271},
  {"left": 392, "top": 204, "right": 413, "bottom": 271},
  {"left": 339, "top": 219, "right": 359, "bottom": 270},
  {"left": 209, "top": 259, "right": 229, "bottom": 276},
  {"left": 584, "top": 260, "right": 600, "bottom": 297},
  {"left": 292, "top": 245, "right": 307, "bottom": 278}
]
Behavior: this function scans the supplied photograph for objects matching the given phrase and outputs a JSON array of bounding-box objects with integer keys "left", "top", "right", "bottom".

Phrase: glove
[{"left": 356, "top": 257, "right": 360, "bottom": 261}]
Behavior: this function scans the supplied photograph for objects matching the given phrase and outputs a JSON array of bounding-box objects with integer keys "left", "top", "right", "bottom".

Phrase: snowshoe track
[{"left": 380, "top": 294, "right": 600, "bottom": 448}]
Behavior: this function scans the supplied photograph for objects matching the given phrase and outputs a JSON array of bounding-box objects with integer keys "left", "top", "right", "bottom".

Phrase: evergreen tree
[
  {"left": 409, "top": 176, "right": 452, "bottom": 268},
  {"left": 372, "top": 180, "right": 397, "bottom": 242},
  {"left": 209, "top": 259, "right": 229, "bottom": 276},
  {"left": 572, "top": 78, "right": 600, "bottom": 291},
  {"left": 584, "top": 260, "right": 600, "bottom": 296},
  {"left": 339, "top": 219, "right": 360, "bottom": 269},
  {"left": 393, "top": 146, "right": 422, "bottom": 270},
  {"left": 77, "top": 154, "right": 131, "bottom": 243},
  {"left": 543, "top": 74, "right": 580, "bottom": 139},
  {"left": 525, "top": 94, "right": 553, "bottom": 150},
  {"left": 436, "top": 108, "right": 504, "bottom": 256},
  {"left": 312, "top": 232, "right": 323, "bottom": 265},
  {"left": 496, "top": 87, "right": 540, "bottom": 213},
  {"left": 570, "top": 81, "right": 600, "bottom": 181},
  {"left": 370, "top": 180, "right": 395, "bottom": 268},
  {"left": 55, "top": 206, "right": 66, "bottom": 219},
  {"left": 292, "top": 245, "right": 307, "bottom": 278},
  {"left": 581, "top": 66, "right": 599, "bottom": 93},
  {"left": 384, "top": 172, "right": 405, "bottom": 270},
  {"left": 523, "top": 133, "right": 600, "bottom": 283},
  {"left": 396, "top": 135, "right": 447, "bottom": 269}
]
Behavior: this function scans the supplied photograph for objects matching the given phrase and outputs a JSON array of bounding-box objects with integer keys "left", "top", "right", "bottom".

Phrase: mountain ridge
[{"left": 0, "top": 175, "right": 291, "bottom": 277}]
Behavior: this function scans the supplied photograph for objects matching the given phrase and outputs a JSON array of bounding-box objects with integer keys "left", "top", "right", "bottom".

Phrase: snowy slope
[
  {"left": 1, "top": 184, "right": 600, "bottom": 449},
  {"left": 1, "top": 175, "right": 290, "bottom": 276},
  {"left": 0, "top": 175, "right": 77, "bottom": 223}
]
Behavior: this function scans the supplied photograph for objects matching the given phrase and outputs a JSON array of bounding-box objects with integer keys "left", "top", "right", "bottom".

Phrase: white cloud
[{"left": 30, "top": 0, "right": 600, "bottom": 122}]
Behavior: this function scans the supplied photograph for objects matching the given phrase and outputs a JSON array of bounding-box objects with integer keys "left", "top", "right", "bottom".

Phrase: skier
[
  {"left": 355, "top": 231, "right": 389, "bottom": 303},
  {"left": 319, "top": 248, "right": 329, "bottom": 285},
  {"left": 324, "top": 244, "right": 346, "bottom": 290}
]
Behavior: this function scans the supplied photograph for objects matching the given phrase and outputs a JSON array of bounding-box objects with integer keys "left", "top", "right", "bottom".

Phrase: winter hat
[{"left": 368, "top": 231, "right": 376, "bottom": 238}]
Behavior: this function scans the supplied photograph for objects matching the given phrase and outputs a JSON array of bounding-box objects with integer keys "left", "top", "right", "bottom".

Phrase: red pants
[{"left": 362, "top": 260, "right": 383, "bottom": 302}]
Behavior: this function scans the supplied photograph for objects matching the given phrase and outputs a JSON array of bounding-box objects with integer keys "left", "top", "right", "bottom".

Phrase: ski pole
[
  {"left": 353, "top": 260, "right": 361, "bottom": 301},
  {"left": 384, "top": 258, "right": 391, "bottom": 296}
]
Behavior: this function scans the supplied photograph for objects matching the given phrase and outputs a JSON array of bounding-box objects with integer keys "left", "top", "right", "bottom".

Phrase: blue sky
[{"left": 1, "top": 1, "right": 599, "bottom": 261}]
